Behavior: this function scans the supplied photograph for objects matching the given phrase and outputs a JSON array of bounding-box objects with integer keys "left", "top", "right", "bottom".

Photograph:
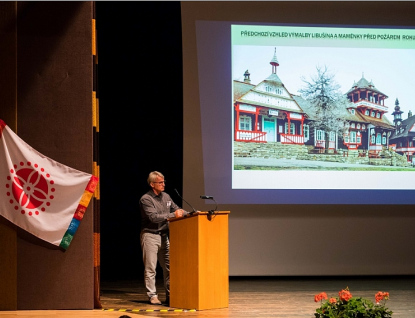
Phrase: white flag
[{"left": 0, "top": 119, "right": 98, "bottom": 250}]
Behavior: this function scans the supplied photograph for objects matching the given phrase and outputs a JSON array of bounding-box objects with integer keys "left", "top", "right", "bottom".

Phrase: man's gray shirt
[{"left": 140, "top": 190, "right": 182, "bottom": 233}]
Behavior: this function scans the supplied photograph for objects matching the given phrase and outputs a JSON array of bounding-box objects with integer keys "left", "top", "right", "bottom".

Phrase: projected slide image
[{"left": 231, "top": 24, "right": 415, "bottom": 190}]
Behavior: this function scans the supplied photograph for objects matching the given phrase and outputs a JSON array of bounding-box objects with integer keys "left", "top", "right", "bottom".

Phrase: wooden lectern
[{"left": 169, "top": 211, "right": 229, "bottom": 310}]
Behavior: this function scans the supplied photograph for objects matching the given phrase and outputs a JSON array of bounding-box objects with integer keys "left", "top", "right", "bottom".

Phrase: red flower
[
  {"left": 339, "top": 289, "right": 352, "bottom": 301},
  {"left": 314, "top": 292, "right": 328, "bottom": 303},
  {"left": 329, "top": 297, "right": 337, "bottom": 304},
  {"left": 375, "top": 291, "right": 390, "bottom": 304}
]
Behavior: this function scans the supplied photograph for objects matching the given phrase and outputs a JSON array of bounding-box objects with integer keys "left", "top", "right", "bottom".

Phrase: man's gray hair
[{"left": 148, "top": 171, "right": 164, "bottom": 185}]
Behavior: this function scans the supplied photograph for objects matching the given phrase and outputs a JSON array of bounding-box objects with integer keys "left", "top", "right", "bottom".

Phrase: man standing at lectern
[{"left": 139, "top": 171, "right": 188, "bottom": 306}]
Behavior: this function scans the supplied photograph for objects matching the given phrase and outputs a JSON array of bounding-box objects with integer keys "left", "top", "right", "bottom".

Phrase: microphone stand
[
  {"left": 200, "top": 195, "right": 217, "bottom": 215},
  {"left": 174, "top": 189, "right": 197, "bottom": 215}
]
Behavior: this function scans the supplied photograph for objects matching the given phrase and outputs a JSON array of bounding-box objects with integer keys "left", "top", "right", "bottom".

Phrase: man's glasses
[{"left": 153, "top": 181, "right": 165, "bottom": 184}]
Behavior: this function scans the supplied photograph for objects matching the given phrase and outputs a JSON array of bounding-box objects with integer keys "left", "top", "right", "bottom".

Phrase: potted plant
[{"left": 314, "top": 287, "right": 393, "bottom": 317}]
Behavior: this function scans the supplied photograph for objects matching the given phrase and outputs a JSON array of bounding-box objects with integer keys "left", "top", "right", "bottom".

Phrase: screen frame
[{"left": 194, "top": 20, "right": 415, "bottom": 205}]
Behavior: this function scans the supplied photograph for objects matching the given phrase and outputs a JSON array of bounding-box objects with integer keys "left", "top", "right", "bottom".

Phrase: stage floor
[{"left": 1, "top": 276, "right": 414, "bottom": 317}]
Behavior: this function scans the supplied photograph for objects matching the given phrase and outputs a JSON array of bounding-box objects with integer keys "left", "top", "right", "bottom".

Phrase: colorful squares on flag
[
  {"left": 60, "top": 232, "right": 73, "bottom": 250},
  {"left": 74, "top": 205, "right": 87, "bottom": 221},
  {"left": 67, "top": 218, "right": 80, "bottom": 235},
  {"left": 80, "top": 190, "right": 93, "bottom": 207},
  {"left": 59, "top": 218, "right": 80, "bottom": 250},
  {"left": 86, "top": 175, "right": 98, "bottom": 193}
]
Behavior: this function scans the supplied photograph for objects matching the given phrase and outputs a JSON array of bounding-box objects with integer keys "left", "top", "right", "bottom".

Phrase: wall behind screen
[{"left": 181, "top": 1, "right": 415, "bottom": 276}]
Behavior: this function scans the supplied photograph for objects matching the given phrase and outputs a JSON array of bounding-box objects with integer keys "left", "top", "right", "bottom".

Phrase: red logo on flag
[
  {"left": 0, "top": 119, "right": 5, "bottom": 137},
  {"left": 6, "top": 162, "right": 55, "bottom": 216}
]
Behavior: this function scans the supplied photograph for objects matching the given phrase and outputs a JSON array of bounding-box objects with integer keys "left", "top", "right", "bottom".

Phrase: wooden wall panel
[
  {"left": 15, "top": 2, "right": 94, "bottom": 309},
  {"left": 0, "top": 1, "right": 17, "bottom": 311},
  {"left": 0, "top": 1, "right": 94, "bottom": 310}
]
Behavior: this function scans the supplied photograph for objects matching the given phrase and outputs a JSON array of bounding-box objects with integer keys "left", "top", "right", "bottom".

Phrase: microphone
[
  {"left": 200, "top": 195, "right": 218, "bottom": 215},
  {"left": 174, "top": 189, "right": 197, "bottom": 215}
]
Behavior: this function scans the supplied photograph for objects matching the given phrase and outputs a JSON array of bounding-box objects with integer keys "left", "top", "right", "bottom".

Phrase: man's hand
[{"left": 174, "top": 209, "right": 184, "bottom": 218}]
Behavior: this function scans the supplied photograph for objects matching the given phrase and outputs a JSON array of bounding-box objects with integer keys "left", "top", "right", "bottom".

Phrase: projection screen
[
  {"left": 195, "top": 21, "right": 415, "bottom": 205},
  {"left": 181, "top": 2, "right": 415, "bottom": 276}
]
